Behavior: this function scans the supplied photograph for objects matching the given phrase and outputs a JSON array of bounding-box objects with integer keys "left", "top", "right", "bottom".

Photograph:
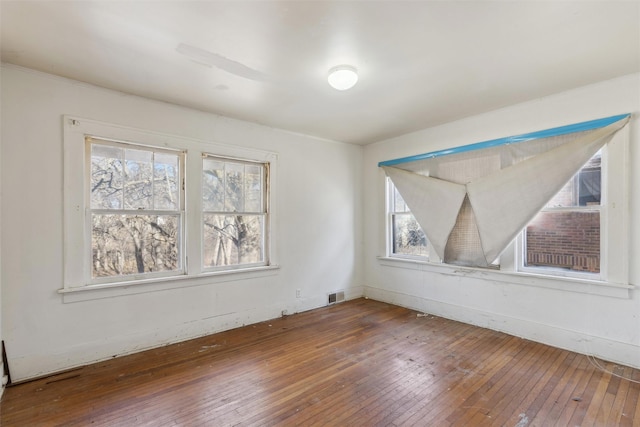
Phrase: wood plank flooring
[{"left": 1, "top": 298, "right": 639, "bottom": 426}]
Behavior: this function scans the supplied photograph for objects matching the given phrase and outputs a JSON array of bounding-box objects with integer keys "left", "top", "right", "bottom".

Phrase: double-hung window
[
  {"left": 202, "top": 156, "right": 268, "bottom": 270},
  {"left": 387, "top": 178, "right": 428, "bottom": 259},
  {"left": 89, "top": 138, "right": 184, "bottom": 282},
  {"left": 522, "top": 151, "right": 602, "bottom": 275}
]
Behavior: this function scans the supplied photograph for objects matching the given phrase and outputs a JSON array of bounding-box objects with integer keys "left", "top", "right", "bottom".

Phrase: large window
[
  {"left": 89, "top": 138, "right": 184, "bottom": 281},
  {"left": 523, "top": 152, "right": 601, "bottom": 274},
  {"left": 387, "top": 178, "right": 428, "bottom": 259},
  {"left": 202, "top": 156, "right": 268, "bottom": 270},
  {"left": 385, "top": 158, "right": 603, "bottom": 275},
  {"left": 384, "top": 143, "right": 628, "bottom": 285},
  {"left": 63, "top": 116, "right": 277, "bottom": 293},
  {"left": 381, "top": 116, "right": 629, "bottom": 289}
]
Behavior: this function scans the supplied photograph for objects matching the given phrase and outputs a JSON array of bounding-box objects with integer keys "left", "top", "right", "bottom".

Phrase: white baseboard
[
  {"left": 364, "top": 286, "right": 640, "bottom": 370},
  {"left": 8, "top": 301, "right": 291, "bottom": 382},
  {"left": 9, "top": 287, "right": 367, "bottom": 383}
]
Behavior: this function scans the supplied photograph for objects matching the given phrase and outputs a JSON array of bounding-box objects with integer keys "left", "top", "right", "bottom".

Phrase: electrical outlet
[{"left": 296, "top": 289, "right": 301, "bottom": 298}]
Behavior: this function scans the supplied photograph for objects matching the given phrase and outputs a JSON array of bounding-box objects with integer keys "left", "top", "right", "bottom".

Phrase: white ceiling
[{"left": 2, "top": 1, "right": 639, "bottom": 145}]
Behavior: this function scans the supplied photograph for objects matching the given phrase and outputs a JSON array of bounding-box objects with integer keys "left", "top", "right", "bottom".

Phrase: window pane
[
  {"left": 124, "top": 148, "right": 153, "bottom": 210},
  {"left": 525, "top": 210, "right": 600, "bottom": 273},
  {"left": 203, "top": 159, "right": 225, "bottom": 212},
  {"left": 91, "top": 144, "right": 124, "bottom": 209},
  {"left": 578, "top": 168, "right": 601, "bottom": 206},
  {"left": 92, "top": 214, "right": 180, "bottom": 278},
  {"left": 154, "top": 152, "right": 179, "bottom": 210},
  {"left": 244, "top": 164, "right": 263, "bottom": 213},
  {"left": 546, "top": 152, "right": 601, "bottom": 208},
  {"left": 393, "top": 186, "right": 408, "bottom": 212},
  {"left": 203, "top": 214, "right": 264, "bottom": 267},
  {"left": 392, "top": 214, "right": 428, "bottom": 257},
  {"left": 225, "top": 162, "right": 244, "bottom": 212}
]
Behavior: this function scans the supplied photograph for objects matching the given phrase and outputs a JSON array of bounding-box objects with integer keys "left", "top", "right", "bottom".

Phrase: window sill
[
  {"left": 377, "top": 256, "right": 633, "bottom": 299},
  {"left": 59, "top": 265, "right": 280, "bottom": 303}
]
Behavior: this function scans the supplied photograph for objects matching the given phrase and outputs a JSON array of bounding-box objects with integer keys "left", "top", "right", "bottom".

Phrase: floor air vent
[{"left": 328, "top": 291, "right": 345, "bottom": 305}]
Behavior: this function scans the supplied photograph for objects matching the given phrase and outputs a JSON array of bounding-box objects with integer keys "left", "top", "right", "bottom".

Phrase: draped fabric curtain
[{"left": 381, "top": 116, "right": 630, "bottom": 267}]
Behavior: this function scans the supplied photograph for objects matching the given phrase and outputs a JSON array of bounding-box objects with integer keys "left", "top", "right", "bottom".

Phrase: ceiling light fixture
[{"left": 328, "top": 65, "right": 358, "bottom": 91}]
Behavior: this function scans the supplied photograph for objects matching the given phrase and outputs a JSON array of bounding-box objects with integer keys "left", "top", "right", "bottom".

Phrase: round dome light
[{"left": 328, "top": 65, "right": 358, "bottom": 91}]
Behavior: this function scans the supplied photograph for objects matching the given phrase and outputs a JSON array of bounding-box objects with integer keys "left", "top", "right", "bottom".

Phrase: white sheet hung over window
[{"left": 380, "top": 114, "right": 630, "bottom": 268}]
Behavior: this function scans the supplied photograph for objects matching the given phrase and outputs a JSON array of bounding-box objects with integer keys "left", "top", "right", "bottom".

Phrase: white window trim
[
  {"left": 377, "top": 255, "right": 632, "bottom": 299},
  {"left": 61, "top": 116, "right": 279, "bottom": 301},
  {"left": 380, "top": 125, "right": 630, "bottom": 296}
]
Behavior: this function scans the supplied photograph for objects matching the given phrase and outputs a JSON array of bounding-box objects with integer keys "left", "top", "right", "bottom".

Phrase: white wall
[
  {"left": 363, "top": 73, "right": 640, "bottom": 369},
  {"left": 0, "top": 65, "right": 364, "bottom": 381}
]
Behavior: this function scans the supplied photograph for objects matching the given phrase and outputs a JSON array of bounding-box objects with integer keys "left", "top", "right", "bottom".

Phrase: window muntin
[
  {"left": 202, "top": 156, "right": 268, "bottom": 269},
  {"left": 522, "top": 151, "right": 601, "bottom": 275},
  {"left": 88, "top": 138, "right": 184, "bottom": 281},
  {"left": 387, "top": 179, "right": 428, "bottom": 259}
]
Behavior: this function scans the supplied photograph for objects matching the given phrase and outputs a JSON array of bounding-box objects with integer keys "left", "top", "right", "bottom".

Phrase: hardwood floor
[{"left": 1, "top": 298, "right": 639, "bottom": 426}]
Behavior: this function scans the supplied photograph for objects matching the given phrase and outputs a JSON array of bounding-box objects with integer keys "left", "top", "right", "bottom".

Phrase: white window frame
[
  {"left": 515, "top": 128, "right": 629, "bottom": 285},
  {"left": 201, "top": 154, "right": 270, "bottom": 272},
  {"left": 517, "top": 151, "right": 602, "bottom": 280},
  {"left": 386, "top": 177, "right": 435, "bottom": 262},
  {"left": 87, "top": 137, "right": 186, "bottom": 284},
  {"left": 62, "top": 116, "right": 278, "bottom": 300}
]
